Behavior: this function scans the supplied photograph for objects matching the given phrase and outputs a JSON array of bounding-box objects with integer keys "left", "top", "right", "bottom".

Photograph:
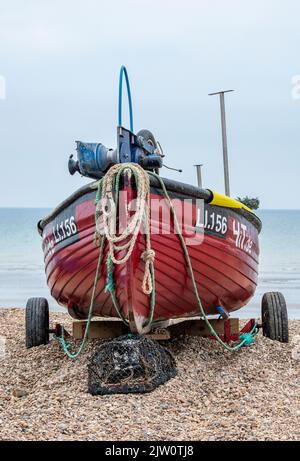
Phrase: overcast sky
[{"left": 0, "top": 0, "right": 299, "bottom": 208}]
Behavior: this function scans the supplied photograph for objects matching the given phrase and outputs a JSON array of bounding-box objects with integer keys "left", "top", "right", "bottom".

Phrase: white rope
[{"left": 99, "top": 163, "right": 155, "bottom": 295}]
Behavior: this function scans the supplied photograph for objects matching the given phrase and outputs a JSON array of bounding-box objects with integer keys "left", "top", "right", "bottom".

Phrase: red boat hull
[{"left": 39, "top": 178, "right": 261, "bottom": 333}]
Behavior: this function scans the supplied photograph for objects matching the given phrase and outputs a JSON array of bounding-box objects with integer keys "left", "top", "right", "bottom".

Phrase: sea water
[{"left": 0, "top": 208, "right": 299, "bottom": 317}]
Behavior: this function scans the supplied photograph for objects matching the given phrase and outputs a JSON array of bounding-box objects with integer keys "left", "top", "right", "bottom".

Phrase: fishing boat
[
  {"left": 34, "top": 67, "right": 262, "bottom": 335},
  {"left": 38, "top": 174, "right": 261, "bottom": 335}
]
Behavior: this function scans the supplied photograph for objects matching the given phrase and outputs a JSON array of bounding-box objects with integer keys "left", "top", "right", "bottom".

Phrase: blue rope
[{"left": 118, "top": 65, "right": 134, "bottom": 132}]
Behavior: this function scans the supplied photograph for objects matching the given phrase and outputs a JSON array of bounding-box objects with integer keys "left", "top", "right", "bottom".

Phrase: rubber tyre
[
  {"left": 25, "top": 297, "right": 49, "bottom": 348},
  {"left": 261, "top": 292, "right": 289, "bottom": 343}
]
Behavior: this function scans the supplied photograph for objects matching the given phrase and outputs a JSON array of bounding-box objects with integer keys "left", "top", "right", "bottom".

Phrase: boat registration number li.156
[
  {"left": 196, "top": 208, "right": 228, "bottom": 235},
  {"left": 196, "top": 207, "right": 254, "bottom": 254},
  {"left": 43, "top": 215, "right": 78, "bottom": 257},
  {"left": 52, "top": 216, "right": 77, "bottom": 243}
]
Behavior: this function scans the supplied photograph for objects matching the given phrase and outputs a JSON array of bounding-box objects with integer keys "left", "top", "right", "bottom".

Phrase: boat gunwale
[{"left": 38, "top": 176, "right": 262, "bottom": 233}]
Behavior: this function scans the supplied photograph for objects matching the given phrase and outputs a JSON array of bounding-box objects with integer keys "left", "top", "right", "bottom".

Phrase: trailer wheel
[
  {"left": 25, "top": 297, "right": 49, "bottom": 348},
  {"left": 261, "top": 292, "right": 289, "bottom": 343}
]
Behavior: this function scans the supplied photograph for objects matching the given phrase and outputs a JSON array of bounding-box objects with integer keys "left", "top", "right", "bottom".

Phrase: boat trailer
[
  {"left": 49, "top": 317, "right": 258, "bottom": 343},
  {"left": 25, "top": 291, "right": 289, "bottom": 351}
]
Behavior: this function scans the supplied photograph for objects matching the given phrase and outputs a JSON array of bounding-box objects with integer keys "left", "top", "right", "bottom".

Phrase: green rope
[
  {"left": 104, "top": 253, "right": 129, "bottom": 325},
  {"left": 52, "top": 236, "right": 105, "bottom": 359},
  {"left": 104, "top": 251, "right": 156, "bottom": 329},
  {"left": 239, "top": 331, "right": 257, "bottom": 347},
  {"left": 104, "top": 254, "right": 115, "bottom": 294},
  {"left": 148, "top": 171, "right": 258, "bottom": 352}
]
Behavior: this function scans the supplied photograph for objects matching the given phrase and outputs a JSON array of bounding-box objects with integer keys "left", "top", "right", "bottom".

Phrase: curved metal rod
[{"left": 118, "top": 65, "right": 134, "bottom": 132}]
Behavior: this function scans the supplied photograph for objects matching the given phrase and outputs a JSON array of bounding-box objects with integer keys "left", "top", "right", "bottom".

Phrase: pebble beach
[{"left": 0, "top": 308, "right": 299, "bottom": 441}]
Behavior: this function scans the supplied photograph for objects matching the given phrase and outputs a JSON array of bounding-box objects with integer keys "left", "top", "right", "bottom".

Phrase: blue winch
[{"left": 68, "top": 66, "right": 164, "bottom": 179}]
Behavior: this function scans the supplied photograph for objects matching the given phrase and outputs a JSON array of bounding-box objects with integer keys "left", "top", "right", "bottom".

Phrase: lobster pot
[{"left": 88, "top": 335, "right": 177, "bottom": 395}]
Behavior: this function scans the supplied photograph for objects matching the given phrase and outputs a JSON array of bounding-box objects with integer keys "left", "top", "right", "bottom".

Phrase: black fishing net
[{"left": 88, "top": 334, "right": 177, "bottom": 395}]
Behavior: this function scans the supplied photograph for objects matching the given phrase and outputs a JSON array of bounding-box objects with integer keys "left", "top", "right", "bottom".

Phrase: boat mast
[{"left": 209, "top": 89, "right": 234, "bottom": 197}]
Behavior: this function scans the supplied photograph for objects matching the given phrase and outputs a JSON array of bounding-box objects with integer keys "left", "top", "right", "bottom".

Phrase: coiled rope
[
  {"left": 97, "top": 163, "right": 156, "bottom": 329},
  {"left": 97, "top": 162, "right": 155, "bottom": 295}
]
